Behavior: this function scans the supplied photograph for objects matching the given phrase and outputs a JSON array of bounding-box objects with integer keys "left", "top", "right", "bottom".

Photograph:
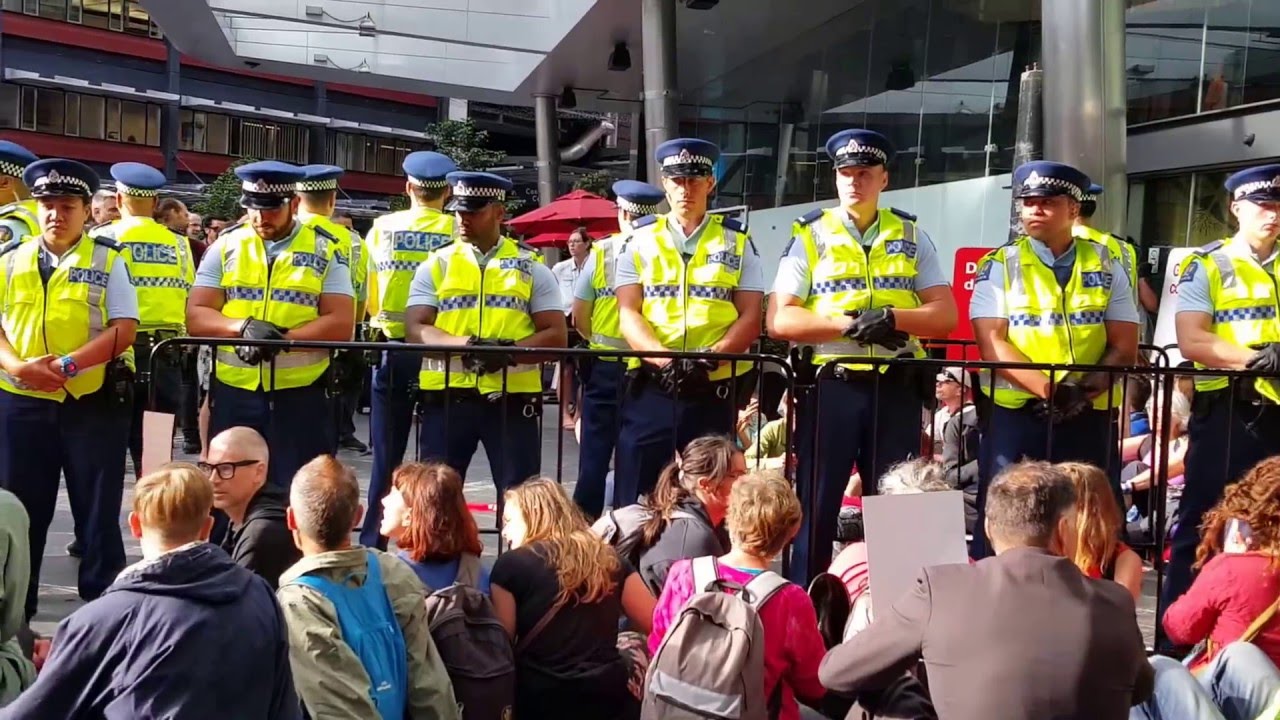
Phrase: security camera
[{"left": 1244, "top": 133, "right": 1256, "bottom": 147}]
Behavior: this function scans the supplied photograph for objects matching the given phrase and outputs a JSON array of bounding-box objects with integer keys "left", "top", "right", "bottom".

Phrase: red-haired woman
[{"left": 381, "top": 462, "right": 490, "bottom": 592}]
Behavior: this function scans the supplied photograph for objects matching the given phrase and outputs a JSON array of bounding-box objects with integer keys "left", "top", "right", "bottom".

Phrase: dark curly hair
[{"left": 1195, "top": 456, "right": 1280, "bottom": 569}]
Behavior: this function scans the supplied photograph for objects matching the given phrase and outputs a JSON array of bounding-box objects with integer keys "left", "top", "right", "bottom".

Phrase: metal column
[
  {"left": 163, "top": 40, "right": 181, "bottom": 181},
  {"left": 310, "top": 82, "right": 328, "bottom": 167},
  {"left": 641, "top": 0, "right": 678, "bottom": 186},
  {"left": 1042, "top": 0, "right": 1128, "bottom": 235},
  {"left": 533, "top": 93, "right": 559, "bottom": 206}
]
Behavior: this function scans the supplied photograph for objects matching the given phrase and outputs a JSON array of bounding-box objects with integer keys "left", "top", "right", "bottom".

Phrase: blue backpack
[{"left": 291, "top": 551, "right": 409, "bottom": 720}]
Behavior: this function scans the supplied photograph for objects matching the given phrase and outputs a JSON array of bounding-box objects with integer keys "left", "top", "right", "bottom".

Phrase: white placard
[
  {"left": 863, "top": 491, "right": 969, "bottom": 608},
  {"left": 141, "top": 411, "right": 175, "bottom": 477},
  {"left": 1151, "top": 248, "right": 1194, "bottom": 367}
]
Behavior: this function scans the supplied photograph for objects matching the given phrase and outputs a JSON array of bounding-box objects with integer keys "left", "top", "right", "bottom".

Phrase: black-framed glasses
[{"left": 198, "top": 460, "right": 261, "bottom": 479}]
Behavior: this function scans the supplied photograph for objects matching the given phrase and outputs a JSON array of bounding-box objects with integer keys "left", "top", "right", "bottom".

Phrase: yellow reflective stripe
[{"left": 591, "top": 334, "right": 629, "bottom": 349}]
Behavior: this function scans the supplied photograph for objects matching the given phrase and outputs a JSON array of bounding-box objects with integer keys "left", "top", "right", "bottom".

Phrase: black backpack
[
  {"left": 591, "top": 504, "right": 698, "bottom": 567},
  {"left": 421, "top": 554, "right": 516, "bottom": 720}
]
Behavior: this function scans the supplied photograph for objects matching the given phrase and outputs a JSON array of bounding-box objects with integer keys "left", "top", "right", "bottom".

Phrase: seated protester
[
  {"left": 828, "top": 459, "right": 951, "bottom": 620},
  {"left": 1127, "top": 375, "right": 1153, "bottom": 437},
  {"left": 820, "top": 461, "right": 1153, "bottom": 720},
  {"left": 1059, "top": 462, "right": 1144, "bottom": 601},
  {"left": 205, "top": 427, "right": 300, "bottom": 589},
  {"left": 1133, "top": 641, "right": 1280, "bottom": 720},
  {"left": 633, "top": 435, "right": 745, "bottom": 595},
  {"left": 1124, "top": 389, "right": 1191, "bottom": 544},
  {"left": 1164, "top": 456, "right": 1280, "bottom": 670},
  {"left": 381, "top": 462, "right": 491, "bottom": 593},
  {"left": 744, "top": 396, "right": 789, "bottom": 470},
  {"left": 0, "top": 489, "right": 34, "bottom": 705},
  {"left": 939, "top": 390, "right": 980, "bottom": 535},
  {"left": 4, "top": 463, "right": 299, "bottom": 719},
  {"left": 278, "top": 456, "right": 458, "bottom": 719},
  {"left": 650, "top": 471, "right": 825, "bottom": 720},
  {"left": 491, "top": 478, "right": 656, "bottom": 720}
]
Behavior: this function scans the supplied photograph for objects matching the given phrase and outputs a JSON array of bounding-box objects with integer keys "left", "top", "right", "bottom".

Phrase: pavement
[{"left": 30, "top": 412, "right": 1160, "bottom": 647}]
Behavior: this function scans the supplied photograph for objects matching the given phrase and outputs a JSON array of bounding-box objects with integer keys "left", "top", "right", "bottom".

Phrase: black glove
[
  {"left": 656, "top": 358, "right": 718, "bottom": 395},
  {"left": 843, "top": 308, "right": 908, "bottom": 350},
  {"left": 1033, "top": 381, "right": 1091, "bottom": 423},
  {"left": 462, "top": 337, "right": 517, "bottom": 375},
  {"left": 236, "top": 318, "right": 286, "bottom": 366},
  {"left": 1247, "top": 343, "right": 1280, "bottom": 375}
]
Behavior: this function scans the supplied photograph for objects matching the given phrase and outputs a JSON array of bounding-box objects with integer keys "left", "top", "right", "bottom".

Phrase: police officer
[
  {"left": 186, "top": 161, "right": 355, "bottom": 488},
  {"left": 296, "top": 164, "right": 370, "bottom": 455},
  {"left": 613, "top": 139, "right": 765, "bottom": 507},
  {"left": 405, "top": 171, "right": 565, "bottom": 492},
  {"left": 571, "top": 179, "right": 665, "bottom": 518},
  {"left": 0, "top": 159, "right": 135, "bottom": 619},
  {"left": 768, "top": 129, "right": 957, "bottom": 583},
  {"left": 1163, "top": 165, "right": 1280, "bottom": 612},
  {"left": 92, "top": 162, "right": 195, "bottom": 476},
  {"left": 970, "top": 161, "right": 1140, "bottom": 558},
  {"left": 0, "top": 141, "right": 40, "bottom": 243},
  {"left": 359, "top": 151, "right": 457, "bottom": 547},
  {"left": 1074, "top": 182, "right": 1140, "bottom": 312}
]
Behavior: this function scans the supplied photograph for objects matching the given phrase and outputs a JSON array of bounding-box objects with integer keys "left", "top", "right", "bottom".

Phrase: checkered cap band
[
  {"left": 451, "top": 183, "right": 506, "bottom": 200},
  {"left": 1234, "top": 175, "right": 1280, "bottom": 200},
  {"left": 34, "top": 170, "right": 91, "bottom": 195},
  {"left": 1020, "top": 171, "right": 1084, "bottom": 201},
  {"left": 407, "top": 176, "right": 449, "bottom": 188},
  {"left": 617, "top": 198, "right": 659, "bottom": 215},
  {"left": 1082, "top": 193, "right": 1098, "bottom": 204},
  {"left": 116, "top": 183, "right": 159, "bottom": 198},
  {"left": 836, "top": 138, "right": 888, "bottom": 164},
  {"left": 0, "top": 161, "right": 26, "bottom": 178},
  {"left": 661, "top": 148, "right": 714, "bottom": 168},
  {"left": 241, "top": 179, "right": 296, "bottom": 195},
  {"left": 297, "top": 179, "right": 339, "bottom": 192}
]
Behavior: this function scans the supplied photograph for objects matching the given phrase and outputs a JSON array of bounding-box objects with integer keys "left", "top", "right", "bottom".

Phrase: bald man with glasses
[{"left": 201, "top": 427, "right": 300, "bottom": 589}]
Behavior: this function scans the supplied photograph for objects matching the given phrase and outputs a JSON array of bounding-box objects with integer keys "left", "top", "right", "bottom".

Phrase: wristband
[{"left": 58, "top": 356, "right": 78, "bottom": 378}]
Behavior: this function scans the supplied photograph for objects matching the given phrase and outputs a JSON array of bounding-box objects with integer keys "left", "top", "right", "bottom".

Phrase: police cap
[
  {"left": 297, "top": 164, "right": 344, "bottom": 192},
  {"left": 825, "top": 129, "right": 895, "bottom": 169},
  {"left": 0, "top": 141, "right": 37, "bottom": 180},
  {"left": 109, "top": 162, "right": 166, "bottom": 198},
  {"left": 25, "top": 158, "right": 99, "bottom": 199},
  {"left": 612, "top": 180, "right": 664, "bottom": 216},
  {"left": 235, "top": 161, "right": 303, "bottom": 210},
  {"left": 402, "top": 151, "right": 456, "bottom": 188},
  {"left": 655, "top": 139, "right": 718, "bottom": 178},
  {"left": 1225, "top": 165, "right": 1280, "bottom": 203},
  {"left": 444, "top": 171, "right": 512, "bottom": 212},
  {"left": 1012, "top": 161, "right": 1090, "bottom": 202}
]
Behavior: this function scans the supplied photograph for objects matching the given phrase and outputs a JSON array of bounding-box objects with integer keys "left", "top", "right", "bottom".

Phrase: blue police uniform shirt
[
  {"left": 405, "top": 242, "right": 561, "bottom": 314},
  {"left": 36, "top": 240, "right": 139, "bottom": 321},
  {"left": 193, "top": 221, "right": 354, "bottom": 297},
  {"left": 614, "top": 216, "right": 766, "bottom": 292},
  {"left": 969, "top": 237, "right": 1139, "bottom": 323},
  {"left": 1176, "top": 239, "right": 1279, "bottom": 315},
  {"left": 770, "top": 213, "right": 949, "bottom": 299}
]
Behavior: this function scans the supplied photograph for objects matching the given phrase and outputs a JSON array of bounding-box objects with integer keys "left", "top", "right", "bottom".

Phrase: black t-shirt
[{"left": 490, "top": 542, "right": 634, "bottom": 717}]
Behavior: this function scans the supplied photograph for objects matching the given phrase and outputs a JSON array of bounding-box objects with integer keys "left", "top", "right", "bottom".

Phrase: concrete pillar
[
  {"left": 1042, "top": 0, "right": 1128, "bottom": 235},
  {"left": 641, "top": 0, "right": 678, "bottom": 186},
  {"left": 310, "top": 82, "right": 328, "bottom": 166},
  {"left": 533, "top": 93, "right": 559, "bottom": 206},
  {"left": 163, "top": 40, "right": 180, "bottom": 181}
]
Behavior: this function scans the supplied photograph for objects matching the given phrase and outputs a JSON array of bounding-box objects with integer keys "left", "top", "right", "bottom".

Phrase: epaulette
[
  {"left": 631, "top": 214, "right": 658, "bottom": 229},
  {"left": 87, "top": 223, "right": 113, "bottom": 240},
  {"left": 0, "top": 238, "right": 20, "bottom": 257},
  {"left": 312, "top": 225, "right": 339, "bottom": 243},
  {"left": 221, "top": 221, "right": 247, "bottom": 236},
  {"left": 889, "top": 207, "right": 918, "bottom": 222},
  {"left": 1193, "top": 239, "right": 1225, "bottom": 257},
  {"left": 515, "top": 239, "right": 542, "bottom": 257},
  {"left": 720, "top": 217, "right": 746, "bottom": 234},
  {"left": 796, "top": 208, "right": 824, "bottom": 227},
  {"left": 92, "top": 235, "right": 125, "bottom": 252}
]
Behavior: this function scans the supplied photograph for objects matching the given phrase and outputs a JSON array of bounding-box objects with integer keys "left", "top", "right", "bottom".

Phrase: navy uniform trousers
[
  {"left": 417, "top": 391, "right": 542, "bottom": 495},
  {"left": 573, "top": 358, "right": 624, "bottom": 519},
  {"left": 209, "top": 375, "right": 336, "bottom": 489},
  {"left": 127, "top": 333, "right": 184, "bottom": 476},
  {"left": 971, "top": 402, "right": 1120, "bottom": 559},
  {"left": 613, "top": 376, "right": 736, "bottom": 510},
  {"left": 788, "top": 373, "right": 922, "bottom": 585},
  {"left": 360, "top": 346, "right": 421, "bottom": 548},
  {"left": 0, "top": 386, "right": 128, "bottom": 620},
  {"left": 1162, "top": 390, "right": 1280, "bottom": 619}
]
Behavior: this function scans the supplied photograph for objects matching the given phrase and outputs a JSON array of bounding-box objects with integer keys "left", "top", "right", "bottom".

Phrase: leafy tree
[
  {"left": 572, "top": 170, "right": 614, "bottom": 197},
  {"left": 386, "top": 194, "right": 409, "bottom": 212},
  {"left": 425, "top": 119, "right": 505, "bottom": 171},
  {"left": 194, "top": 157, "right": 256, "bottom": 221}
]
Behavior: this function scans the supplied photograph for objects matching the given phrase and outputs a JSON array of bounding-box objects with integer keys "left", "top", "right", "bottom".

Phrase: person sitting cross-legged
[{"left": 1132, "top": 642, "right": 1280, "bottom": 720}]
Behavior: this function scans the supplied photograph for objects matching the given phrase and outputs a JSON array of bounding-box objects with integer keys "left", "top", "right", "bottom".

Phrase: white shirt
[{"left": 552, "top": 256, "right": 590, "bottom": 314}]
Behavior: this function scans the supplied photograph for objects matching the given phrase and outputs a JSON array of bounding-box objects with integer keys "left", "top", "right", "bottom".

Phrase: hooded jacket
[
  {"left": 220, "top": 483, "right": 302, "bottom": 590},
  {"left": 1, "top": 543, "right": 300, "bottom": 720}
]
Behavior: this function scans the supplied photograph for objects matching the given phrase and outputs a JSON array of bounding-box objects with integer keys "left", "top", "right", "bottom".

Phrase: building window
[
  {"left": 80, "top": 94, "right": 104, "bottom": 139},
  {"left": 206, "top": 113, "right": 229, "bottom": 155},
  {"left": 64, "top": 93, "right": 80, "bottom": 136},
  {"left": 34, "top": 88, "right": 62, "bottom": 134},
  {"left": 20, "top": 0, "right": 161, "bottom": 37},
  {"left": 18, "top": 86, "right": 35, "bottom": 131},
  {"left": 9, "top": 86, "right": 163, "bottom": 146},
  {"left": 0, "top": 85, "right": 18, "bottom": 128},
  {"left": 326, "top": 130, "right": 427, "bottom": 176},
  {"left": 105, "top": 97, "right": 120, "bottom": 141}
]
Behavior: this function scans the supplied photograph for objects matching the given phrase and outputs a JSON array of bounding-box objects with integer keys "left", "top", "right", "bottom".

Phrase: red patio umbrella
[{"left": 507, "top": 189, "right": 619, "bottom": 247}]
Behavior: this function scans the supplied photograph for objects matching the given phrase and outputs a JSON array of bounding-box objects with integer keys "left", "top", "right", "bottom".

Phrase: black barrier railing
[{"left": 147, "top": 337, "right": 1280, "bottom": 649}]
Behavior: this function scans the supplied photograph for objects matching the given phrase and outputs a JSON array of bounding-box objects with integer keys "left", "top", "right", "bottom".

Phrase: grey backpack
[
  {"left": 642, "top": 556, "right": 789, "bottom": 720},
  {"left": 591, "top": 504, "right": 698, "bottom": 567},
  {"left": 421, "top": 554, "right": 515, "bottom": 720}
]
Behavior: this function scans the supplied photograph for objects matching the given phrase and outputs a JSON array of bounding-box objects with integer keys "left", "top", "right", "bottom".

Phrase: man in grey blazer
[{"left": 819, "top": 461, "right": 1153, "bottom": 720}]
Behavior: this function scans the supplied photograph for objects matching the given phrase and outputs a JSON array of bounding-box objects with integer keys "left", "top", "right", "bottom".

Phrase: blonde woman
[
  {"left": 491, "top": 478, "right": 655, "bottom": 720},
  {"left": 1058, "top": 462, "right": 1143, "bottom": 601}
]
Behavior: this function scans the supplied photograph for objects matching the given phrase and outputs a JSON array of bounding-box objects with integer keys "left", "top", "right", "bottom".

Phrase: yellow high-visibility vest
[
  {"left": 978, "top": 237, "right": 1120, "bottom": 410},
  {"left": 1075, "top": 224, "right": 1139, "bottom": 303},
  {"left": 795, "top": 206, "right": 926, "bottom": 371},
  {"left": 0, "top": 199, "right": 38, "bottom": 243},
  {"left": 0, "top": 235, "right": 127, "bottom": 401},
  {"left": 300, "top": 213, "right": 365, "bottom": 325},
  {"left": 587, "top": 234, "right": 628, "bottom": 359},
  {"left": 215, "top": 223, "right": 339, "bottom": 391},
  {"left": 94, "top": 217, "right": 192, "bottom": 333},
  {"left": 418, "top": 237, "right": 541, "bottom": 394},
  {"left": 366, "top": 207, "right": 454, "bottom": 340}
]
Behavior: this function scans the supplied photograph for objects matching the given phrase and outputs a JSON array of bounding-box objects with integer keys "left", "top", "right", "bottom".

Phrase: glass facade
[
  {"left": 1133, "top": 169, "right": 1235, "bottom": 248},
  {"left": 0, "top": 83, "right": 163, "bottom": 146},
  {"left": 678, "top": 0, "right": 1040, "bottom": 211},
  {"left": 2, "top": 0, "right": 162, "bottom": 37}
]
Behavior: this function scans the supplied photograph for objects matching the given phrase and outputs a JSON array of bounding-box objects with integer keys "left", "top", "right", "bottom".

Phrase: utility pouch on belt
[{"left": 107, "top": 358, "right": 135, "bottom": 406}]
